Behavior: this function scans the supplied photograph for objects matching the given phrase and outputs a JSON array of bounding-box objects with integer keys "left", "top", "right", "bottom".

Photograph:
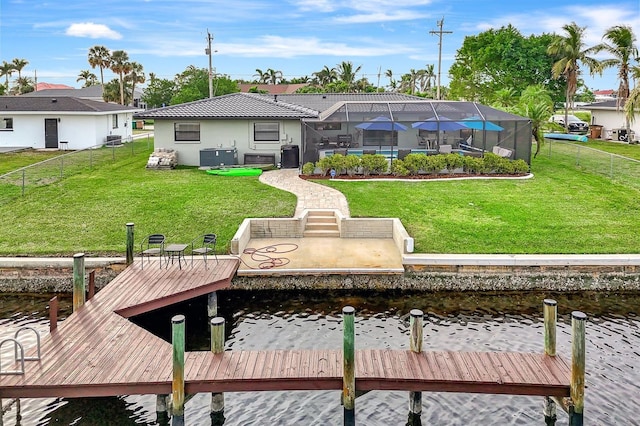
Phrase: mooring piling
[
  {"left": 208, "top": 292, "right": 218, "bottom": 318},
  {"left": 126, "top": 222, "right": 135, "bottom": 265},
  {"left": 210, "top": 317, "right": 225, "bottom": 424},
  {"left": 343, "top": 306, "right": 355, "bottom": 426},
  {"left": 569, "top": 311, "right": 587, "bottom": 426},
  {"left": 543, "top": 299, "right": 558, "bottom": 425},
  {"left": 49, "top": 296, "right": 58, "bottom": 333},
  {"left": 155, "top": 394, "right": 170, "bottom": 424},
  {"left": 407, "top": 308, "right": 424, "bottom": 425},
  {"left": 72, "top": 253, "right": 85, "bottom": 312},
  {"left": 171, "top": 315, "right": 185, "bottom": 426}
]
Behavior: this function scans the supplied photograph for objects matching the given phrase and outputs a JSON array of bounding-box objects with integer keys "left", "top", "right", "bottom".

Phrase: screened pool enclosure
[{"left": 300, "top": 100, "right": 532, "bottom": 165}]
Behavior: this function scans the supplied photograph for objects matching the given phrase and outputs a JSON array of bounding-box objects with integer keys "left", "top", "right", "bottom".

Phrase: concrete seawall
[{"left": 1, "top": 257, "right": 639, "bottom": 293}]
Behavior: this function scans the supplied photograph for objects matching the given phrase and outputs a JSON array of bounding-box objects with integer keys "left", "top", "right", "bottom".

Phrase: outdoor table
[{"left": 165, "top": 244, "right": 188, "bottom": 269}]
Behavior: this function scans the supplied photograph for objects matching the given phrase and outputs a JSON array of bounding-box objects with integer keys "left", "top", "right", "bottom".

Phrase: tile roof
[
  {"left": 238, "top": 84, "right": 309, "bottom": 94},
  {"left": 135, "top": 92, "right": 319, "bottom": 119},
  {"left": 0, "top": 96, "right": 140, "bottom": 113},
  {"left": 265, "top": 93, "right": 422, "bottom": 114},
  {"left": 22, "top": 85, "right": 104, "bottom": 98},
  {"left": 583, "top": 100, "right": 626, "bottom": 109}
]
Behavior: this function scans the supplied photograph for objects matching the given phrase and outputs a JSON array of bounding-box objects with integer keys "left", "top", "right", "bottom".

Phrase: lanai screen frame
[{"left": 301, "top": 100, "right": 531, "bottom": 165}]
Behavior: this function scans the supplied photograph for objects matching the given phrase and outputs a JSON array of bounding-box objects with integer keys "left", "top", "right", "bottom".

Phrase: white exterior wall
[
  {"left": 0, "top": 112, "right": 134, "bottom": 149},
  {"left": 154, "top": 119, "right": 303, "bottom": 166},
  {"left": 590, "top": 110, "right": 640, "bottom": 141}
]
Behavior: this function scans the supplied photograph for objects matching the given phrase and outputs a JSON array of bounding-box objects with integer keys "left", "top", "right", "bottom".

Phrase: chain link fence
[
  {"left": 545, "top": 139, "right": 640, "bottom": 191},
  {"left": 0, "top": 135, "right": 154, "bottom": 205}
]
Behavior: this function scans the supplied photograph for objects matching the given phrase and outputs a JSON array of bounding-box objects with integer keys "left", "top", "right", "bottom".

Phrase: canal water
[{"left": 0, "top": 290, "right": 638, "bottom": 425}]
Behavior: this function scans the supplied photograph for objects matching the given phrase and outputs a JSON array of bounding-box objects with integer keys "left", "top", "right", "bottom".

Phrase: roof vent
[
  {"left": 274, "top": 95, "right": 278, "bottom": 102},
  {"left": 322, "top": 95, "right": 327, "bottom": 99},
  {"left": 51, "top": 98, "right": 57, "bottom": 103}
]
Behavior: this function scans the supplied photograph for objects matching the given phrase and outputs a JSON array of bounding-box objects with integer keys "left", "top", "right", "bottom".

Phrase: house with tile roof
[
  {"left": 135, "top": 92, "right": 532, "bottom": 167},
  {"left": 23, "top": 85, "right": 146, "bottom": 109},
  {"left": 0, "top": 97, "right": 140, "bottom": 150}
]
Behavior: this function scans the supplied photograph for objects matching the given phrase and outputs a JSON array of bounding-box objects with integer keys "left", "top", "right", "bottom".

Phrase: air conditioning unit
[{"left": 612, "top": 128, "right": 635, "bottom": 142}]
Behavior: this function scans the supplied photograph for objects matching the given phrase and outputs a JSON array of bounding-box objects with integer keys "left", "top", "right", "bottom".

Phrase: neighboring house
[
  {"left": 238, "top": 84, "right": 309, "bottom": 94},
  {"left": 23, "top": 85, "right": 147, "bottom": 109},
  {"left": 0, "top": 97, "right": 140, "bottom": 150},
  {"left": 135, "top": 92, "right": 532, "bottom": 167},
  {"left": 35, "top": 82, "right": 75, "bottom": 91},
  {"left": 593, "top": 89, "right": 616, "bottom": 102},
  {"left": 583, "top": 100, "right": 639, "bottom": 142}
]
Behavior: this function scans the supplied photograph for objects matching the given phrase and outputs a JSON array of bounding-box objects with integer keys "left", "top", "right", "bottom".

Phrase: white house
[
  {"left": 583, "top": 100, "right": 639, "bottom": 142},
  {"left": 0, "top": 97, "right": 140, "bottom": 150},
  {"left": 136, "top": 92, "right": 533, "bottom": 168},
  {"left": 22, "top": 85, "right": 147, "bottom": 109}
]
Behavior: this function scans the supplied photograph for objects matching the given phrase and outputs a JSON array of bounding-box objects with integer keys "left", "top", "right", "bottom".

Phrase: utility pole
[
  {"left": 205, "top": 30, "right": 214, "bottom": 98},
  {"left": 429, "top": 18, "right": 452, "bottom": 100}
]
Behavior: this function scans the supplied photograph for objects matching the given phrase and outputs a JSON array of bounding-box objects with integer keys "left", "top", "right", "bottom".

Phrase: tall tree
[
  {"left": 11, "top": 76, "right": 34, "bottom": 95},
  {"left": 88, "top": 45, "right": 112, "bottom": 87},
  {"left": 253, "top": 68, "right": 268, "bottom": 84},
  {"left": 102, "top": 78, "right": 124, "bottom": 103},
  {"left": 593, "top": 25, "right": 638, "bottom": 138},
  {"left": 77, "top": 70, "right": 98, "bottom": 87},
  {"left": 265, "top": 68, "right": 283, "bottom": 85},
  {"left": 449, "top": 25, "right": 558, "bottom": 102},
  {"left": 336, "top": 61, "right": 361, "bottom": 91},
  {"left": 510, "top": 85, "right": 553, "bottom": 158},
  {"left": 126, "top": 62, "right": 145, "bottom": 106},
  {"left": 547, "top": 22, "right": 600, "bottom": 129},
  {"left": 0, "top": 61, "right": 15, "bottom": 88},
  {"left": 312, "top": 65, "right": 337, "bottom": 86},
  {"left": 385, "top": 69, "right": 396, "bottom": 91},
  {"left": 110, "top": 50, "right": 132, "bottom": 105},
  {"left": 12, "top": 58, "right": 28, "bottom": 82}
]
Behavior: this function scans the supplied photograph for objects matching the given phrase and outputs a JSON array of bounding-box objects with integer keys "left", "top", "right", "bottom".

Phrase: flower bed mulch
[{"left": 298, "top": 173, "right": 529, "bottom": 180}]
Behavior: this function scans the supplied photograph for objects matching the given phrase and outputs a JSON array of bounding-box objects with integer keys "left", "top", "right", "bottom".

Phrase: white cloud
[
  {"left": 334, "top": 10, "right": 430, "bottom": 24},
  {"left": 65, "top": 22, "right": 122, "bottom": 40}
]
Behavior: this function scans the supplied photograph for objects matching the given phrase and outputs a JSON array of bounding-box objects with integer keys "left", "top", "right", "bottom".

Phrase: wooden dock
[{"left": 0, "top": 258, "right": 572, "bottom": 418}]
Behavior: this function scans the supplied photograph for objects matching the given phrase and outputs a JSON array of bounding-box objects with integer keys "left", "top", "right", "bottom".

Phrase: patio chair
[
  {"left": 439, "top": 144, "right": 452, "bottom": 154},
  {"left": 140, "top": 234, "right": 165, "bottom": 269},
  {"left": 190, "top": 233, "right": 218, "bottom": 269}
]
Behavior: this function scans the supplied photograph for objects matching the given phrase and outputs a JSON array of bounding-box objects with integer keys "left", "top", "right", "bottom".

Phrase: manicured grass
[
  {"left": 572, "top": 139, "right": 640, "bottom": 160},
  {"left": 0, "top": 150, "right": 63, "bottom": 175},
  {"left": 319, "top": 153, "right": 640, "bottom": 254},
  {"left": 0, "top": 148, "right": 296, "bottom": 256},
  {"left": 1, "top": 141, "right": 639, "bottom": 256}
]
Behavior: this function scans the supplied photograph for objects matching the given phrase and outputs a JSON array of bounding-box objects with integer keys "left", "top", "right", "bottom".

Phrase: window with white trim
[
  {"left": 112, "top": 114, "right": 119, "bottom": 129},
  {"left": 254, "top": 122, "right": 279, "bottom": 142},
  {"left": 174, "top": 122, "right": 201, "bottom": 141}
]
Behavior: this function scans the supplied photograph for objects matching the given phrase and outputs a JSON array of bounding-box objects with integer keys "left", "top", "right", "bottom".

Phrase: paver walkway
[{"left": 259, "top": 169, "right": 350, "bottom": 217}]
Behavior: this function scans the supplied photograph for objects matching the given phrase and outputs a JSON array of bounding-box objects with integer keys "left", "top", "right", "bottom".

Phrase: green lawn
[
  {"left": 0, "top": 150, "right": 63, "bottom": 175},
  {"left": 572, "top": 139, "right": 640, "bottom": 160},
  {"left": 1, "top": 141, "right": 639, "bottom": 256}
]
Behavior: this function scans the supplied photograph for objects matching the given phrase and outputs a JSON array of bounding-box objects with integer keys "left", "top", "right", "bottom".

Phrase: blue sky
[{"left": 0, "top": 0, "right": 638, "bottom": 92}]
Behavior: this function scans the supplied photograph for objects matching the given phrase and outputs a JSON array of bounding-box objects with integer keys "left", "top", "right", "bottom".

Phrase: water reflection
[{"left": 1, "top": 290, "right": 639, "bottom": 425}]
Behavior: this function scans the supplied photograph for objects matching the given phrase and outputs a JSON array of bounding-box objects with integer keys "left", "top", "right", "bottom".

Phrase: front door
[{"left": 44, "top": 118, "right": 58, "bottom": 148}]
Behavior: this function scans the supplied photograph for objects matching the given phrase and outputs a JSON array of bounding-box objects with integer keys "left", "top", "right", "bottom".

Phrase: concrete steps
[{"left": 304, "top": 211, "right": 340, "bottom": 237}]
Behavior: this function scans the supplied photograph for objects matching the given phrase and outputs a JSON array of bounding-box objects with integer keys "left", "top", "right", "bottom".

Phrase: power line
[{"left": 429, "top": 18, "right": 452, "bottom": 100}]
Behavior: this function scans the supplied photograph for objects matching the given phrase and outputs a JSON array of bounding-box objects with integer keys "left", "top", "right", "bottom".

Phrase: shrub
[
  {"left": 403, "top": 153, "right": 427, "bottom": 175},
  {"left": 482, "top": 152, "right": 503, "bottom": 172},
  {"left": 463, "top": 156, "right": 484, "bottom": 174},
  {"left": 444, "top": 153, "right": 464, "bottom": 173},
  {"left": 424, "top": 154, "right": 447, "bottom": 174},
  {"left": 343, "top": 154, "right": 361, "bottom": 176},
  {"left": 302, "top": 162, "right": 316, "bottom": 175},
  {"left": 316, "top": 156, "right": 332, "bottom": 176},
  {"left": 361, "top": 154, "right": 388, "bottom": 176},
  {"left": 512, "top": 159, "right": 530, "bottom": 174},
  {"left": 329, "top": 153, "right": 346, "bottom": 174},
  {"left": 391, "top": 159, "right": 409, "bottom": 176}
]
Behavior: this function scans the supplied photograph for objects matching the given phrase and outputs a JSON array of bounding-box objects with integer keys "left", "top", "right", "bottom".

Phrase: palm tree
[
  {"left": 125, "top": 62, "right": 145, "bottom": 106},
  {"left": 547, "top": 22, "right": 600, "bottom": 131},
  {"left": 265, "top": 68, "right": 283, "bottom": 85},
  {"left": 88, "top": 45, "right": 112, "bottom": 87},
  {"left": 385, "top": 69, "right": 396, "bottom": 91},
  {"left": 12, "top": 58, "right": 28, "bottom": 80},
  {"left": 312, "top": 66, "right": 337, "bottom": 86},
  {"left": 10, "top": 76, "right": 35, "bottom": 95},
  {"left": 110, "top": 50, "right": 132, "bottom": 105},
  {"left": 418, "top": 65, "right": 435, "bottom": 93},
  {"left": 336, "top": 61, "right": 361, "bottom": 92},
  {"left": 492, "top": 88, "right": 519, "bottom": 109},
  {"left": 253, "top": 69, "right": 268, "bottom": 84},
  {"left": 77, "top": 70, "right": 98, "bottom": 87},
  {"left": 593, "top": 25, "right": 638, "bottom": 137},
  {"left": 514, "top": 85, "right": 554, "bottom": 158},
  {"left": 0, "top": 61, "right": 15, "bottom": 89}
]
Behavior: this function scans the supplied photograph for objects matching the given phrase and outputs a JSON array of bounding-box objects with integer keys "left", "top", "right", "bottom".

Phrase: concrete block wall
[
  {"left": 250, "top": 218, "right": 304, "bottom": 238},
  {"left": 340, "top": 218, "right": 393, "bottom": 238}
]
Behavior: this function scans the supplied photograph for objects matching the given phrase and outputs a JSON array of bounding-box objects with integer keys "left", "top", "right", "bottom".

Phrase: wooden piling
[
  {"left": 544, "top": 396, "right": 557, "bottom": 425},
  {"left": 210, "top": 317, "right": 225, "bottom": 423},
  {"left": 88, "top": 270, "right": 96, "bottom": 300},
  {"left": 72, "top": 253, "right": 85, "bottom": 312},
  {"left": 49, "top": 296, "right": 58, "bottom": 333},
  {"left": 208, "top": 292, "right": 218, "bottom": 318},
  {"left": 156, "top": 394, "right": 170, "bottom": 423},
  {"left": 408, "top": 309, "right": 424, "bottom": 426},
  {"left": 342, "top": 306, "right": 355, "bottom": 426},
  {"left": 126, "top": 223, "right": 134, "bottom": 265},
  {"left": 543, "top": 299, "right": 557, "bottom": 356},
  {"left": 171, "top": 315, "right": 185, "bottom": 423},
  {"left": 569, "top": 311, "right": 586, "bottom": 426}
]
